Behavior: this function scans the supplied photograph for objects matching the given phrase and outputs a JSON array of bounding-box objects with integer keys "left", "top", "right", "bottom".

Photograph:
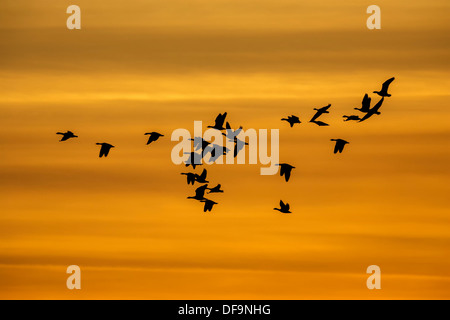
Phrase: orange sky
[{"left": 0, "top": 0, "right": 449, "bottom": 299}]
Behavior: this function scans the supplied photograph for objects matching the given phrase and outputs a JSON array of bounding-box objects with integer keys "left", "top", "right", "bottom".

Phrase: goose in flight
[
  {"left": 201, "top": 199, "right": 218, "bottom": 212},
  {"left": 276, "top": 163, "right": 295, "bottom": 182},
  {"left": 310, "top": 120, "right": 329, "bottom": 126},
  {"left": 222, "top": 134, "right": 248, "bottom": 158},
  {"left": 223, "top": 121, "right": 243, "bottom": 138},
  {"left": 190, "top": 137, "right": 211, "bottom": 154},
  {"left": 330, "top": 139, "right": 349, "bottom": 154},
  {"left": 354, "top": 94, "right": 371, "bottom": 113},
  {"left": 204, "top": 144, "right": 230, "bottom": 162},
  {"left": 144, "top": 132, "right": 164, "bottom": 145},
  {"left": 181, "top": 172, "right": 196, "bottom": 185},
  {"left": 56, "top": 131, "right": 78, "bottom": 141},
  {"left": 187, "top": 184, "right": 209, "bottom": 201},
  {"left": 96, "top": 143, "right": 115, "bottom": 158},
  {"left": 310, "top": 104, "right": 331, "bottom": 122},
  {"left": 281, "top": 115, "right": 301, "bottom": 127},
  {"left": 274, "top": 200, "right": 291, "bottom": 213},
  {"left": 184, "top": 152, "right": 203, "bottom": 169},
  {"left": 207, "top": 112, "right": 227, "bottom": 130},
  {"left": 374, "top": 77, "right": 395, "bottom": 97},
  {"left": 359, "top": 97, "right": 384, "bottom": 122},
  {"left": 194, "top": 169, "right": 209, "bottom": 183},
  {"left": 343, "top": 115, "right": 361, "bottom": 122},
  {"left": 207, "top": 184, "right": 224, "bottom": 194}
]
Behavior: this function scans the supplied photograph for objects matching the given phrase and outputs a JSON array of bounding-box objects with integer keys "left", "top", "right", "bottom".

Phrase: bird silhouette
[
  {"left": 374, "top": 77, "right": 395, "bottom": 97},
  {"left": 96, "top": 143, "right": 115, "bottom": 157},
  {"left": 181, "top": 172, "right": 196, "bottom": 185},
  {"left": 310, "top": 104, "right": 331, "bottom": 122},
  {"left": 330, "top": 139, "right": 349, "bottom": 154},
  {"left": 276, "top": 163, "right": 295, "bottom": 182},
  {"left": 56, "top": 131, "right": 78, "bottom": 141},
  {"left": 222, "top": 134, "right": 248, "bottom": 158},
  {"left": 354, "top": 94, "right": 371, "bottom": 113},
  {"left": 184, "top": 152, "right": 203, "bottom": 169},
  {"left": 274, "top": 200, "right": 291, "bottom": 213},
  {"left": 190, "top": 137, "right": 211, "bottom": 154},
  {"left": 207, "top": 184, "right": 224, "bottom": 194},
  {"left": 310, "top": 120, "right": 329, "bottom": 126},
  {"left": 281, "top": 115, "right": 301, "bottom": 127},
  {"left": 194, "top": 169, "right": 209, "bottom": 183},
  {"left": 343, "top": 115, "right": 361, "bottom": 122},
  {"left": 224, "top": 121, "right": 243, "bottom": 137},
  {"left": 207, "top": 112, "right": 227, "bottom": 130},
  {"left": 204, "top": 144, "right": 230, "bottom": 162},
  {"left": 200, "top": 199, "right": 218, "bottom": 212},
  {"left": 187, "top": 184, "right": 209, "bottom": 201},
  {"left": 359, "top": 97, "right": 384, "bottom": 122},
  {"left": 144, "top": 132, "right": 164, "bottom": 145}
]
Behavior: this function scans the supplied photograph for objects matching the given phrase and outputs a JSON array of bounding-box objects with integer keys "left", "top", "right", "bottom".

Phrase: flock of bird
[{"left": 56, "top": 77, "right": 395, "bottom": 214}]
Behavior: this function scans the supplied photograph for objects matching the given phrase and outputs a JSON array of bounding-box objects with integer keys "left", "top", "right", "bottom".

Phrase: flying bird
[
  {"left": 222, "top": 134, "right": 248, "bottom": 158},
  {"left": 181, "top": 172, "right": 196, "bottom": 185},
  {"left": 184, "top": 152, "right": 203, "bottom": 169},
  {"left": 373, "top": 77, "right": 395, "bottom": 97},
  {"left": 187, "top": 184, "right": 209, "bottom": 201},
  {"left": 274, "top": 200, "right": 291, "bottom": 213},
  {"left": 200, "top": 199, "right": 218, "bottom": 212},
  {"left": 224, "top": 121, "right": 243, "bottom": 137},
  {"left": 204, "top": 144, "right": 230, "bottom": 162},
  {"left": 96, "top": 143, "right": 115, "bottom": 158},
  {"left": 276, "top": 163, "right": 295, "bottom": 182},
  {"left": 281, "top": 115, "right": 301, "bottom": 127},
  {"left": 359, "top": 97, "right": 384, "bottom": 122},
  {"left": 190, "top": 137, "right": 211, "bottom": 154},
  {"left": 343, "top": 115, "right": 361, "bottom": 122},
  {"left": 207, "top": 184, "right": 224, "bottom": 194},
  {"left": 354, "top": 94, "right": 371, "bottom": 113},
  {"left": 330, "top": 139, "right": 349, "bottom": 154},
  {"left": 310, "top": 120, "right": 329, "bottom": 126},
  {"left": 207, "top": 112, "right": 227, "bottom": 130},
  {"left": 144, "top": 132, "right": 164, "bottom": 145},
  {"left": 194, "top": 169, "right": 209, "bottom": 183},
  {"left": 56, "top": 131, "right": 78, "bottom": 141},
  {"left": 310, "top": 104, "right": 331, "bottom": 122}
]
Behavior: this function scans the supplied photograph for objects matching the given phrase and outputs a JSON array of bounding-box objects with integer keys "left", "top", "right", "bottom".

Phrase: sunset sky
[{"left": 1, "top": 0, "right": 449, "bottom": 299}]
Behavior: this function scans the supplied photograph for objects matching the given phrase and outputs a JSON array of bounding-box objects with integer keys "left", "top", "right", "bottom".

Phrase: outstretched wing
[
  {"left": 371, "top": 97, "right": 384, "bottom": 112},
  {"left": 99, "top": 145, "right": 105, "bottom": 157},
  {"left": 382, "top": 77, "right": 395, "bottom": 92},
  {"left": 310, "top": 110, "right": 321, "bottom": 122},
  {"left": 361, "top": 94, "right": 371, "bottom": 112},
  {"left": 280, "top": 200, "right": 285, "bottom": 208},
  {"left": 333, "top": 141, "right": 340, "bottom": 154},
  {"left": 284, "top": 168, "right": 291, "bottom": 182},
  {"left": 337, "top": 141, "right": 345, "bottom": 153},
  {"left": 215, "top": 112, "right": 227, "bottom": 127},
  {"left": 312, "top": 120, "right": 329, "bottom": 126},
  {"left": 195, "top": 185, "right": 207, "bottom": 198},
  {"left": 359, "top": 112, "right": 372, "bottom": 122},
  {"left": 279, "top": 165, "right": 286, "bottom": 177},
  {"left": 103, "top": 146, "right": 111, "bottom": 157},
  {"left": 199, "top": 169, "right": 207, "bottom": 180}
]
